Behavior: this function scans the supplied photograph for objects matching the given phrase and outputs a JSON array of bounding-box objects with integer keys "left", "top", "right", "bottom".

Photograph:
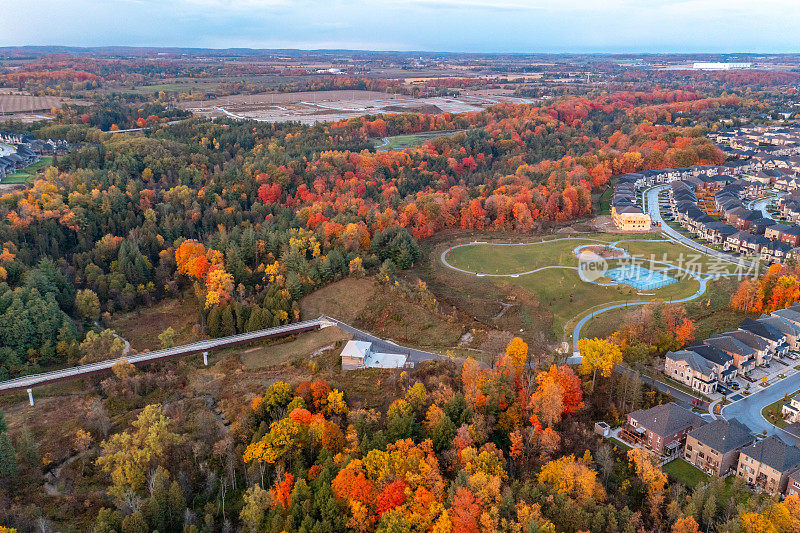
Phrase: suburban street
[
  {"left": 747, "top": 191, "right": 783, "bottom": 220},
  {"left": 646, "top": 185, "right": 757, "bottom": 269},
  {"left": 722, "top": 371, "right": 800, "bottom": 445}
]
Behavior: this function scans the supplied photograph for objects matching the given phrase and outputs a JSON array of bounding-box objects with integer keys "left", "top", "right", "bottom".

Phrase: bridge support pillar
[
  {"left": 203, "top": 351, "right": 208, "bottom": 366},
  {"left": 27, "top": 388, "right": 34, "bottom": 407}
]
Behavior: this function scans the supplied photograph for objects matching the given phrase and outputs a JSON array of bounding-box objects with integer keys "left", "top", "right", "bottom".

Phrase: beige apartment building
[
  {"left": 684, "top": 419, "right": 754, "bottom": 476},
  {"left": 736, "top": 436, "right": 800, "bottom": 494}
]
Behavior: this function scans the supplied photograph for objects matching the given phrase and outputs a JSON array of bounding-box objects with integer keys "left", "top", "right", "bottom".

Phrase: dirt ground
[
  {"left": 239, "top": 325, "right": 352, "bottom": 369},
  {"left": 110, "top": 296, "right": 203, "bottom": 352},
  {"left": 178, "top": 89, "right": 538, "bottom": 124},
  {"left": 0, "top": 91, "right": 82, "bottom": 122}
]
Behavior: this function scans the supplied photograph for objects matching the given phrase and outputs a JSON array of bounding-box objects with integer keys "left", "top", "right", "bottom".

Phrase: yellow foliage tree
[
  {"left": 325, "top": 389, "right": 348, "bottom": 416},
  {"left": 96, "top": 404, "right": 181, "bottom": 500},
  {"left": 628, "top": 448, "right": 668, "bottom": 512},
  {"left": 578, "top": 337, "right": 622, "bottom": 386},
  {"left": 537, "top": 454, "right": 605, "bottom": 503},
  {"left": 505, "top": 337, "right": 528, "bottom": 368}
]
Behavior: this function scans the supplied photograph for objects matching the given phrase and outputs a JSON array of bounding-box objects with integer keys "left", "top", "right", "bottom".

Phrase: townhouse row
[
  {"left": 622, "top": 402, "right": 800, "bottom": 495},
  {"left": 670, "top": 179, "right": 799, "bottom": 264},
  {"left": 665, "top": 305, "right": 800, "bottom": 395}
]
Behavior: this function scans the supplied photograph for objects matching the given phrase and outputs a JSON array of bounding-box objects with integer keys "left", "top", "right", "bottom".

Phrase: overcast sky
[{"left": 1, "top": 0, "right": 798, "bottom": 53}]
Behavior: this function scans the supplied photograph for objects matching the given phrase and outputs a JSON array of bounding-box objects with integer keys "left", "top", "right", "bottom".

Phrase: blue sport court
[{"left": 604, "top": 264, "right": 678, "bottom": 290}]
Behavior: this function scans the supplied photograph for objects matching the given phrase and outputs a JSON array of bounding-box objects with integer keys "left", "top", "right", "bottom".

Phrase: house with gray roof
[
  {"left": 624, "top": 403, "right": 706, "bottom": 455},
  {"left": 740, "top": 318, "right": 788, "bottom": 358},
  {"left": 758, "top": 315, "right": 800, "bottom": 351},
  {"left": 664, "top": 349, "right": 720, "bottom": 394},
  {"left": 704, "top": 335, "right": 757, "bottom": 376},
  {"left": 723, "top": 329, "right": 771, "bottom": 366},
  {"left": 736, "top": 436, "right": 800, "bottom": 494},
  {"left": 685, "top": 419, "right": 755, "bottom": 476}
]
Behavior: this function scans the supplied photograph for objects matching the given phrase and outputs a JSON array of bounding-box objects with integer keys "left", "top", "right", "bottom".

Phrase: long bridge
[
  {"left": 0, "top": 316, "right": 336, "bottom": 403},
  {"left": 0, "top": 315, "right": 444, "bottom": 405}
]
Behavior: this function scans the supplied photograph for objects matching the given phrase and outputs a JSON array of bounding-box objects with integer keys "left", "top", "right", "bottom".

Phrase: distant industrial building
[{"left": 692, "top": 62, "right": 752, "bottom": 71}]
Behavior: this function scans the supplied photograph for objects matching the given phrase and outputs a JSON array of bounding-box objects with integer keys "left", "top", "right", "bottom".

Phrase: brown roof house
[
  {"left": 684, "top": 419, "right": 755, "bottom": 476},
  {"left": 624, "top": 403, "right": 706, "bottom": 456},
  {"left": 736, "top": 436, "right": 800, "bottom": 494}
]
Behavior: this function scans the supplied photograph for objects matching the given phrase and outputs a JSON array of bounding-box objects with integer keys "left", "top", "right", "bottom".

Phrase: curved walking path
[{"left": 438, "top": 232, "right": 738, "bottom": 365}]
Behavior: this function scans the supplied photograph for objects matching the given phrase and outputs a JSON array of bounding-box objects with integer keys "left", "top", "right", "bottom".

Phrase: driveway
[{"left": 721, "top": 371, "right": 800, "bottom": 445}]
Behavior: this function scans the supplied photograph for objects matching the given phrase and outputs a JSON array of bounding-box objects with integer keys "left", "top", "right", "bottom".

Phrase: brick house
[
  {"left": 684, "top": 419, "right": 755, "bottom": 476},
  {"left": 736, "top": 436, "right": 800, "bottom": 495},
  {"left": 624, "top": 403, "right": 706, "bottom": 456}
]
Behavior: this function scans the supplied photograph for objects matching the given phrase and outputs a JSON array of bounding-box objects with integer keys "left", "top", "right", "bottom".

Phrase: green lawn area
[
  {"left": 1, "top": 156, "right": 53, "bottom": 184},
  {"left": 442, "top": 233, "right": 707, "bottom": 338},
  {"left": 761, "top": 393, "right": 796, "bottom": 429},
  {"left": 663, "top": 458, "right": 711, "bottom": 488},
  {"left": 617, "top": 239, "right": 741, "bottom": 275},
  {"left": 581, "top": 276, "right": 748, "bottom": 341},
  {"left": 377, "top": 131, "right": 460, "bottom": 151}
]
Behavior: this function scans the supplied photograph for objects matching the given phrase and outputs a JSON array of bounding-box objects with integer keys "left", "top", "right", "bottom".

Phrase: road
[
  {"left": 646, "top": 185, "right": 757, "bottom": 269},
  {"left": 747, "top": 191, "right": 783, "bottom": 220},
  {"left": 722, "top": 371, "right": 800, "bottom": 444}
]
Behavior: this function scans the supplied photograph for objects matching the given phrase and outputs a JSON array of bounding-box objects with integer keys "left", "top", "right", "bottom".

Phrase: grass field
[
  {"left": 239, "top": 326, "right": 352, "bottom": 369},
  {"left": 110, "top": 296, "right": 202, "bottom": 352},
  {"left": 1, "top": 156, "right": 52, "bottom": 184},
  {"left": 761, "top": 393, "right": 796, "bottom": 429},
  {"left": 300, "top": 277, "right": 375, "bottom": 322},
  {"left": 581, "top": 277, "right": 751, "bottom": 341},
  {"left": 377, "top": 131, "right": 458, "bottom": 151},
  {"left": 440, "top": 233, "right": 712, "bottom": 339},
  {"left": 663, "top": 458, "right": 711, "bottom": 488}
]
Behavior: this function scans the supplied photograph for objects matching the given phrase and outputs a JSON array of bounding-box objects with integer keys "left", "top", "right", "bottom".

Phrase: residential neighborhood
[{"left": 610, "top": 125, "right": 800, "bottom": 265}]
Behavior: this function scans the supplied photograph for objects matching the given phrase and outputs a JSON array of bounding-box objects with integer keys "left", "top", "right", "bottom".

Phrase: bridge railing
[{"left": 0, "top": 316, "right": 327, "bottom": 392}]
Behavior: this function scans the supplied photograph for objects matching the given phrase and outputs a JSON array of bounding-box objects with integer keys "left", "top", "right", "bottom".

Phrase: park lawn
[
  {"left": 761, "top": 393, "right": 795, "bottom": 429},
  {"left": 580, "top": 277, "right": 747, "bottom": 341},
  {"left": 444, "top": 233, "right": 663, "bottom": 275},
  {"left": 511, "top": 266, "right": 700, "bottom": 338},
  {"left": 663, "top": 458, "right": 711, "bottom": 488},
  {"left": 378, "top": 131, "right": 455, "bottom": 151},
  {"left": 1, "top": 156, "right": 53, "bottom": 184},
  {"left": 445, "top": 237, "right": 602, "bottom": 274},
  {"left": 617, "top": 239, "right": 741, "bottom": 275}
]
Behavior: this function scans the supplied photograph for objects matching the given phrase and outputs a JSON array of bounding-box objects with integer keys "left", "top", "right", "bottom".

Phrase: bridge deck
[{"left": 0, "top": 317, "right": 327, "bottom": 393}]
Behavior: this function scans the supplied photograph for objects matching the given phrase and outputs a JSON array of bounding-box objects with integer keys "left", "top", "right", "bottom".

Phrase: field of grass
[
  {"left": 761, "top": 393, "right": 795, "bottom": 429},
  {"left": 663, "top": 458, "right": 711, "bottom": 488},
  {"left": 513, "top": 267, "right": 700, "bottom": 337},
  {"left": 1, "top": 156, "right": 52, "bottom": 184},
  {"left": 441, "top": 234, "right": 708, "bottom": 338},
  {"left": 444, "top": 234, "right": 666, "bottom": 275},
  {"left": 110, "top": 296, "right": 202, "bottom": 352},
  {"left": 300, "top": 277, "right": 375, "bottom": 322},
  {"left": 581, "top": 277, "right": 749, "bottom": 341},
  {"left": 239, "top": 326, "right": 352, "bottom": 369},
  {"left": 377, "top": 131, "right": 459, "bottom": 151}
]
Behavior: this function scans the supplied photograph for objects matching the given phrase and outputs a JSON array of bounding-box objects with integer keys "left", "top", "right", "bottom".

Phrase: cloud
[{"left": 0, "top": 0, "right": 798, "bottom": 52}]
